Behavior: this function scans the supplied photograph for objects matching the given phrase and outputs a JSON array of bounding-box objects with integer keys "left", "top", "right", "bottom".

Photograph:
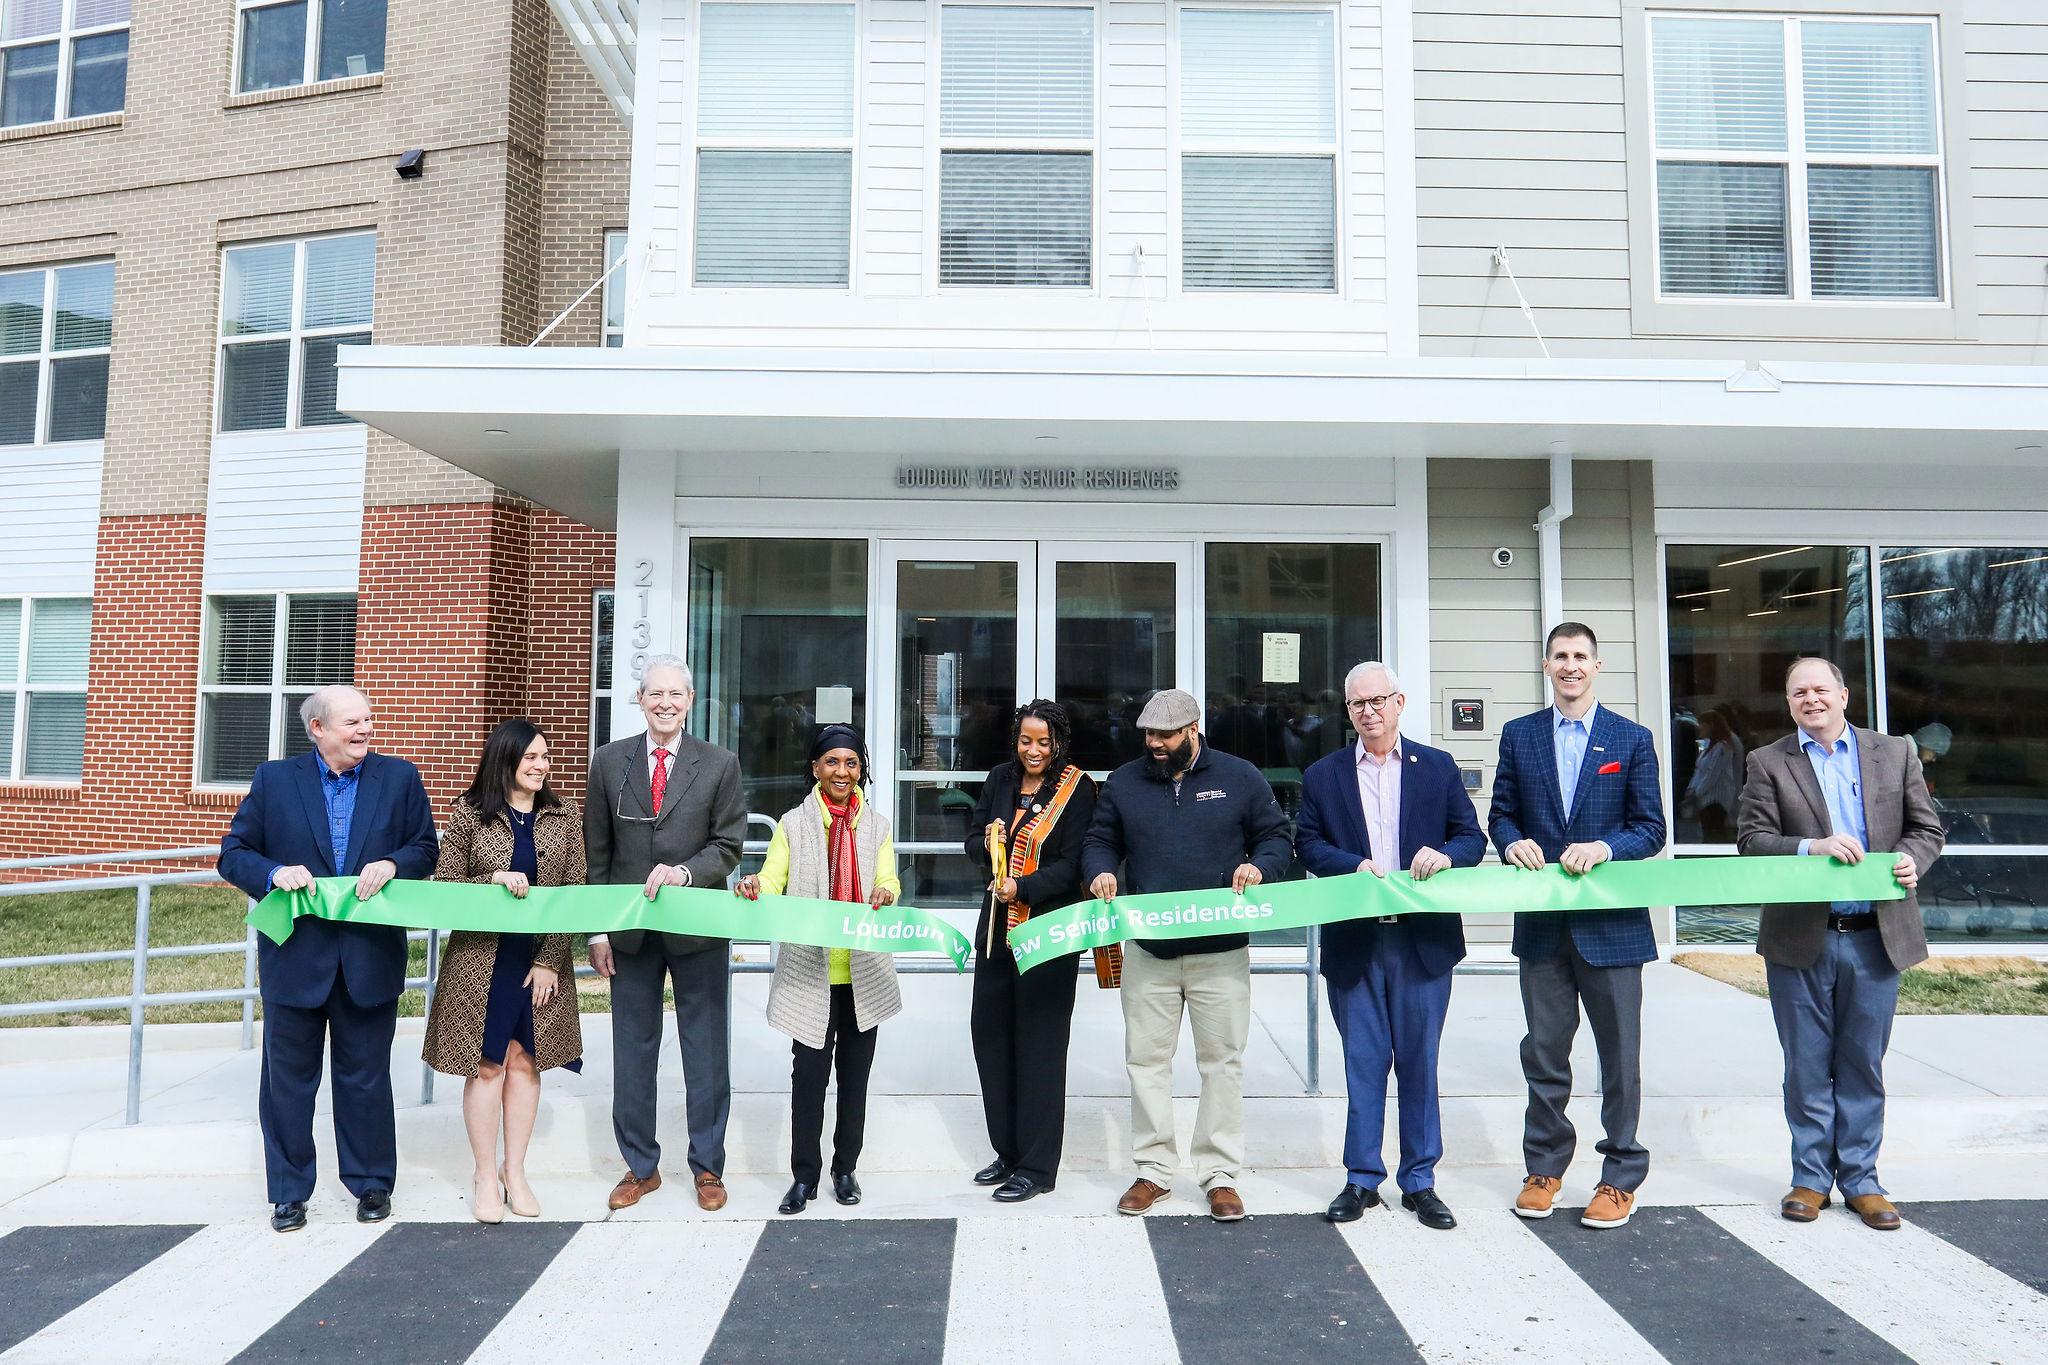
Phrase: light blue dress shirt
[
  {"left": 1800, "top": 730, "right": 1871, "bottom": 916},
  {"left": 1554, "top": 702, "right": 1597, "bottom": 810}
]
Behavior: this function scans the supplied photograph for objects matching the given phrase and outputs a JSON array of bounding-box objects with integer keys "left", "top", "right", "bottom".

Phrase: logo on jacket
[{"left": 1196, "top": 789, "right": 1227, "bottom": 801}]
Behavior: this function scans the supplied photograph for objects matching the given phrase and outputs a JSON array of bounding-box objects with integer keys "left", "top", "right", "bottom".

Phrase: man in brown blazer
[{"left": 1736, "top": 657, "right": 1944, "bottom": 1231}]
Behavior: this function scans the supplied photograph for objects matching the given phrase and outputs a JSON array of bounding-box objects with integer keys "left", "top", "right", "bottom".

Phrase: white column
[
  {"left": 1392, "top": 455, "right": 1432, "bottom": 745},
  {"left": 1380, "top": 0, "right": 1421, "bottom": 357},
  {"left": 609, "top": 450, "right": 679, "bottom": 741}
]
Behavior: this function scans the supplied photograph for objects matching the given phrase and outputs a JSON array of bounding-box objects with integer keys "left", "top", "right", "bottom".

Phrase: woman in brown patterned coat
[{"left": 422, "top": 719, "right": 585, "bottom": 1223}]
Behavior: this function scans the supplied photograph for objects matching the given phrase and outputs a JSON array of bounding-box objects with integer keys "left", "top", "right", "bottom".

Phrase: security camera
[{"left": 1491, "top": 547, "right": 1515, "bottom": 568}]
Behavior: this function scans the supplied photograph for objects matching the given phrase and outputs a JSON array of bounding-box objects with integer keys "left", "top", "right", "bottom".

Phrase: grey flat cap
[{"left": 1136, "top": 688, "right": 1200, "bottom": 732}]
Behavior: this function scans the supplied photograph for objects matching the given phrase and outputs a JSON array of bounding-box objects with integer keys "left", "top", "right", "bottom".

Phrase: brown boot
[
  {"left": 1206, "top": 1187, "right": 1246, "bottom": 1222},
  {"left": 608, "top": 1169, "right": 662, "bottom": 1211},
  {"left": 1581, "top": 1183, "right": 1635, "bottom": 1229},
  {"left": 1514, "top": 1174, "right": 1562, "bottom": 1220},
  {"left": 1846, "top": 1193, "right": 1902, "bottom": 1231},
  {"left": 695, "top": 1173, "right": 728, "bottom": 1212},
  {"left": 1117, "top": 1178, "right": 1169, "bottom": 1215},
  {"left": 1781, "top": 1187, "right": 1831, "bottom": 1222}
]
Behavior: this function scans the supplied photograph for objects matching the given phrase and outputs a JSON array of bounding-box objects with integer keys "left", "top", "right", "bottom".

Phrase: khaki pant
[{"left": 1121, "top": 944, "right": 1251, "bottom": 1191}]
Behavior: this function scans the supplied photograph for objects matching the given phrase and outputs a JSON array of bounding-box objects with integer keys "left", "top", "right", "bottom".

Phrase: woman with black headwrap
[
  {"left": 734, "top": 723, "right": 901, "bottom": 1214},
  {"left": 963, "top": 700, "right": 1098, "bottom": 1202}
]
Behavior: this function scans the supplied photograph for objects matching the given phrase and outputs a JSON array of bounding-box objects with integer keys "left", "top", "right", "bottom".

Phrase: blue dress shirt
[
  {"left": 1554, "top": 702, "right": 1596, "bottom": 809},
  {"left": 1800, "top": 729, "right": 1871, "bottom": 915},
  {"left": 319, "top": 761, "right": 361, "bottom": 877}
]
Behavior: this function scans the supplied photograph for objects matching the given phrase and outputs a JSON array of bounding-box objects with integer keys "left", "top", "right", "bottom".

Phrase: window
[
  {"left": 0, "top": 260, "right": 111, "bottom": 447},
  {"left": 1178, "top": 7, "right": 1337, "bottom": 291},
  {"left": 217, "top": 233, "right": 374, "bottom": 433},
  {"left": 692, "top": 3, "right": 854, "bottom": 287},
  {"left": 1649, "top": 14, "right": 1943, "bottom": 300},
  {"left": 0, "top": 0, "right": 128, "bottom": 127},
  {"left": 198, "top": 593, "right": 357, "bottom": 785},
  {"left": 939, "top": 5, "right": 1095, "bottom": 287},
  {"left": 0, "top": 596, "right": 89, "bottom": 780},
  {"left": 236, "top": 0, "right": 385, "bottom": 93},
  {"left": 602, "top": 231, "right": 627, "bottom": 346},
  {"left": 592, "top": 589, "right": 614, "bottom": 747}
]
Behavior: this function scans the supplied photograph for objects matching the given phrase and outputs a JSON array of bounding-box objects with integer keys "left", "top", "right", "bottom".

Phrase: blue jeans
[{"left": 1767, "top": 928, "right": 1901, "bottom": 1198}]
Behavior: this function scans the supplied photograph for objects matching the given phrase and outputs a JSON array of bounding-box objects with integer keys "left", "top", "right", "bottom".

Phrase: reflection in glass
[
  {"left": 688, "top": 538, "right": 867, "bottom": 820},
  {"left": 1679, "top": 854, "right": 2048, "bottom": 945},
  {"left": 1882, "top": 547, "right": 2048, "bottom": 850},
  {"left": 1665, "top": 544, "right": 1870, "bottom": 844},
  {"left": 1056, "top": 561, "right": 1175, "bottom": 771}
]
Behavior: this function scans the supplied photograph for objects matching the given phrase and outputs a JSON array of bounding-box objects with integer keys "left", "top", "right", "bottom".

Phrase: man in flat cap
[{"left": 1082, "top": 689, "right": 1293, "bottom": 1222}]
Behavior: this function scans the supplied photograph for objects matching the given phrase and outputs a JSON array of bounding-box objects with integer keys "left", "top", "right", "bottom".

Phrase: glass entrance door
[{"left": 1037, "top": 542, "right": 1196, "bottom": 771}]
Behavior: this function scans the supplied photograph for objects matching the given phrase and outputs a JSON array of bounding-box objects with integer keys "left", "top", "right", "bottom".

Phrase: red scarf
[{"left": 823, "top": 790, "right": 863, "bottom": 905}]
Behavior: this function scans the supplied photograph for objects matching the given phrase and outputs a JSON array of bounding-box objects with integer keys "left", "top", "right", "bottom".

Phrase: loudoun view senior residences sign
[{"left": 895, "top": 464, "right": 1182, "bottom": 493}]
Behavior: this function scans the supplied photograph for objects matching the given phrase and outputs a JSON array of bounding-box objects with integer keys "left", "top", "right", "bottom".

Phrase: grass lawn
[
  {"left": 1675, "top": 950, "right": 2048, "bottom": 1015},
  {"left": 0, "top": 885, "right": 637, "bottom": 1026}
]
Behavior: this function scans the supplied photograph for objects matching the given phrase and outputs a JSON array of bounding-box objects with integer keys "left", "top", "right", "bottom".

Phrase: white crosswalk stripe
[
  {"left": 1704, "top": 1204, "right": 2048, "bottom": 1365},
  {"left": 464, "top": 1221, "right": 765, "bottom": 1365},
  {"left": 0, "top": 1222, "right": 387, "bottom": 1365},
  {"left": 1336, "top": 1207, "right": 1671, "bottom": 1365},
  {"left": 943, "top": 1215, "right": 1180, "bottom": 1365}
]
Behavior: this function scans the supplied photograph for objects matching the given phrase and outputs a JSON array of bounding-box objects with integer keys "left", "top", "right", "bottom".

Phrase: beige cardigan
[{"left": 762, "top": 790, "right": 904, "bottom": 1049}]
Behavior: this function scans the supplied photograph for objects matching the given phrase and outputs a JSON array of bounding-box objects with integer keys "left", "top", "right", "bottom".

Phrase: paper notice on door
[
  {"left": 815, "top": 686, "right": 854, "bottom": 724},
  {"left": 1261, "top": 632, "right": 1301, "bottom": 685}
]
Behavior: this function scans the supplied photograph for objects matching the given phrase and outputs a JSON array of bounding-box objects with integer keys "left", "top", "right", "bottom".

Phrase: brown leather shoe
[
  {"left": 1581, "top": 1183, "right": 1635, "bottom": 1229},
  {"left": 695, "top": 1173, "right": 727, "bottom": 1212},
  {"left": 1781, "top": 1187, "right": 1831, "bottom": 1222},
  {"left": 1514, "top": 1174, "right": 1562, "bottom": 1219},
  {"left": 607, "top": 1169, "right": 661, "bottom": 1211},
  {"left": 1846, "top": 1193, "right": 1902, "bottom": 1231},
  {"left": 1117, "top": 1178, "right": 1169, "bottom": 1215},
  {"left": 1207, "top": 1187, "right": 1246, "bottom": 1222}
]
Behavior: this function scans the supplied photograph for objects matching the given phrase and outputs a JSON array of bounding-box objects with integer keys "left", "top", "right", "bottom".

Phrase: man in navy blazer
[
  {"left": 1489, "top": 623, "right": 1666, "bottom": 1230},
  {"left": 1298, "top": 661, "right": 1485, "bottom": 1229},
  {"left": 218, "top": 685, "right": 438, "bottom": 1233}
]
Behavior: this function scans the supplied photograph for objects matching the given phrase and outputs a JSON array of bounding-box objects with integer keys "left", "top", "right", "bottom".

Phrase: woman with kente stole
[
  {"left": 963, "top": 699, "right": 1098, "bottom": 1202},
  {"left": 734, "top": 723, "right": 902, "bottom": 1214}
]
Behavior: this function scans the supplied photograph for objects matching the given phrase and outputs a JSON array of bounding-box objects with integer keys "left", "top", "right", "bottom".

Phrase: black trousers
[
  {"left": 971, "top": 935, "right": 1081, "bottom": 1183},
  {"left": 790, "top": 983, "right": 878, "bottom": 1187},
  {"left": 259, "top": 972, "right": 398, "bottom": 1204}
]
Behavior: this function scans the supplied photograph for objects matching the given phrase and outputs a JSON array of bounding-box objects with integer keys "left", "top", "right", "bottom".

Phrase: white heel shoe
[
  {"left": 472, "top": 1171, "right": 505, "bottom": 1224},
  {"left": 500, "top": 1165, "right": 540, "bottom": 1218}
]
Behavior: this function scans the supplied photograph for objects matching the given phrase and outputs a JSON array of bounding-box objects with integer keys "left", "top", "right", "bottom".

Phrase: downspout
[{"left": 1536, "top": 452, "right": 1573, "bottom": 635}]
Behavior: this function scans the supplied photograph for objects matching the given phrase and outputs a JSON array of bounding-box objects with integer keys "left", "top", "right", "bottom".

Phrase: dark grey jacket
[
  {"left": 584, "top": 731, "right": 746, "bottom": 955},
  {"left": 1736, "top": 726, "right": 1944, "bottom": 972}
]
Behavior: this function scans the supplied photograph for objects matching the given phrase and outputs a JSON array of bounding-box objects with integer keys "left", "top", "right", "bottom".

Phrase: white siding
[
  {"left": 860, "top": 0, "right": 928, "bottom": 295},
  {"left": 1104, "top": 0, "right": 1168, "bottom": 301},
  {"left": 1342, "top": 0, "right": 1388, "bottom": 305},
  {"left": 0, "top": 446, "right": 101, "bottom": 596},
  {"left": 202, "top": 429, "right": 367, "bottom": 593}
]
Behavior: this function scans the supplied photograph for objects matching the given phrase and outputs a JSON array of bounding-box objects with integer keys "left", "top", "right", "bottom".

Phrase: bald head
[{"left": 302, "top": 685, "right": 374, "bottom": 774}]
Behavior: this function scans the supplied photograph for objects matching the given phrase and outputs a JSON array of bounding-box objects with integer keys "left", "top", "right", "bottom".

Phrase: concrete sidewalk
[{"left": 5, "top": 962, "right": 2047, "bottom": 1223}]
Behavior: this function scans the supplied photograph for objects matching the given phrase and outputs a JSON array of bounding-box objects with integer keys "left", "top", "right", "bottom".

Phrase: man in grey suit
[
  {"left": 586, "top": 654, "right": 747, "bottom": 1212},
  {"left": 1737, "top": 656, "right": 1943, "bottom": 1232}
]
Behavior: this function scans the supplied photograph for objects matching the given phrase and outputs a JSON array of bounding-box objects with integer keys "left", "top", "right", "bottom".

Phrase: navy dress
[{"left": 479, "top": 809, "right": 582, "bottom": 1072}]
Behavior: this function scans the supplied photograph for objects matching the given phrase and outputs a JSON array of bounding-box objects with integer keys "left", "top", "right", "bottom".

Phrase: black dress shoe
[
  {"left": 779, "top": 1181, "right": 817, "bottom": 1215},
  {"left": 973, "top": 1160, "right": 1015, "bottom": 1186},
  {"left": 1402, "top": 1187, "right": 1457, "bottom": 1230},
  {"left": 992, "top": 1174, "right": 1052, "bottom": 1203},
  {"left": 833, "top": 1173, "right": 862, "bottom": 1206},
  {"left": 270, "top": 1201, "right": 308, "bottom": 1233},
  {"left": 1324, "top": 1183, "right": 1382, "bottom": 1223},
  {"left": 356, "top": 1191, "right": 391, "bottom": 1224}
]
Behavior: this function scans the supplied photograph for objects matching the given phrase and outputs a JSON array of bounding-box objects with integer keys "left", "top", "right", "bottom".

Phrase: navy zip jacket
[{"left": 1081, "top": 738, "right": 1294, "bottom": 958}]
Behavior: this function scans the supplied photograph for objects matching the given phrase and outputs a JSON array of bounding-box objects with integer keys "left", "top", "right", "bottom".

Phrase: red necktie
[{"left": 650, "top": 748, "right": 670, "bottom": 815}]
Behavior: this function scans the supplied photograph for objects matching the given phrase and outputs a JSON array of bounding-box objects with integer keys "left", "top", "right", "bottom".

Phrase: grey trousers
[
  {"left": 610, "top": 935, "right": 731, "bottom": 1180},
  {"left": 1518, "top": 938, "right": 1648, "bottom": 1191},
  {"left": 1766, "top": 927, "right": 1900, "bottom": 1198}
]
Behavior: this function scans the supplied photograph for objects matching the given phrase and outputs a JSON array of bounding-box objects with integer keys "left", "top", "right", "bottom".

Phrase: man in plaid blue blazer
[{"left": 1488, "top": 623, "right": 1667, "bottom": 1230}]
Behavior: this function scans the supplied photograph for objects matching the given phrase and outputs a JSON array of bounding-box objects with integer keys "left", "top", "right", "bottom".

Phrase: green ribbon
[
  {"left": 1005, "top": 855, "right": 1908, "bottom": 973},
  {"left": 247, "top": 879, "right": 974, "bottom": 971}
]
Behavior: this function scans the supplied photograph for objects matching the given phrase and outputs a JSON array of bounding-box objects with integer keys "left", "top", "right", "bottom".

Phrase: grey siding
[{"left": 1415, "top": 0, "right": 2048, "bottom": 363}]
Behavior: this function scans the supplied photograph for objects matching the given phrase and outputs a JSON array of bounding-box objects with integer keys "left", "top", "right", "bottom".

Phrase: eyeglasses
[
  {"left": 1346, "top": 694, "right": 1400, "bottom": 714},
  {"left": 611, "top": 761, "right": 665, "bottom": 827}
]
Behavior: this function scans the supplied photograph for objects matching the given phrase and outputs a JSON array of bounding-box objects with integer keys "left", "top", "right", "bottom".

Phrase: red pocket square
[{"left": 1598, "top": 761, "right": 1621, "bottom": 774}]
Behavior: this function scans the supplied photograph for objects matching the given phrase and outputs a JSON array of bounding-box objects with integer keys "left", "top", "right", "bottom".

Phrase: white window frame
[
  {"left": 215, "top": 230, "right": 374, "bottom": 435},
  {"left": 1646, "top": 10, "right": 1949, "bottom": 305},
  {"left": 602, "top": 230, "right": 627, "bottom": 346},
  {"left": 0, "top": 258, "right": 112, "bottom": 448},
  {"left": 0, "top": 0, "right": 130, "bottom": 127},
  {"left": 686, "top": 0, "right": 859, "bottom": 291},
  {"left": 0, "top": 594, "right": 89, "bottom": 782},
  {"left": 194, "top": 591, "right": 357, "bottom": 788},
  {"left": 232, "top": 0, "right": 382, "bottom": 94},
  {"left": 592, "top": 588, "right": 615, "bottom": 744},
  {"left": 933, "top": 0, "right": 1101, "bottom": 293},
  {"left": 1172, "top": 2, "right": 1342, "bottom": 294}
]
